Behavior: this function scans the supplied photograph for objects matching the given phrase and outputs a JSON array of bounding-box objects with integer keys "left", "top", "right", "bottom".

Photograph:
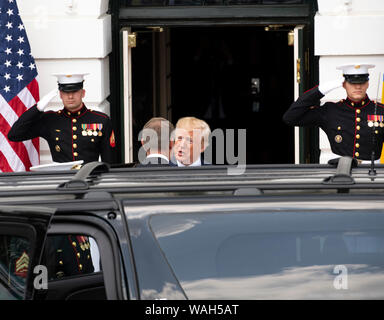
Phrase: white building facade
[
  {"left": 17, "top": 0, "right": 384, "bottom": 164},
  {"left": 18, "top": 0, "right": 112, "bottom": 164},
  {"left": 315, "top": 0, "right": 384, "bottom": 163}
]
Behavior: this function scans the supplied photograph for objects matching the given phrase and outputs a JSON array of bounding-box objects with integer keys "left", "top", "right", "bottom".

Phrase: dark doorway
[
  {"left": 171, "top": 26, "right": 294, "bottom": 164},
  {"left": 131, "top": 26, "right": 295, "bottom": 164}
]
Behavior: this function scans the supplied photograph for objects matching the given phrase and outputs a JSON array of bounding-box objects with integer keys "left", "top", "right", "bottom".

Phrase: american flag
[{"left": 0, "top": 0, "right": 39, "bottom": 172}]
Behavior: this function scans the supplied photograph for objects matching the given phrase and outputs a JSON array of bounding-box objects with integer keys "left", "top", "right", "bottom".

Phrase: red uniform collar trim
[
  {"left": 344, "top": 95, "right": 370, "bottom": 108},
  {"left": 62, "top": 104, "right": 88, "bottom": 118}
]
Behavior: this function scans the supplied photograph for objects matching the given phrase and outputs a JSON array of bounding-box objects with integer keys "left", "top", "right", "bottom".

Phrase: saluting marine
[
  {"left": 283, "top": 64, "right": 384, "bottom": 161},
  {"left": 8, "top": 73, "right": 116, "bottom": 164}
]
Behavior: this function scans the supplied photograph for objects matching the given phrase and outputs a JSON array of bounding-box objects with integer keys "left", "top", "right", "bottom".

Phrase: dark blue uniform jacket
[
  {"left": 8, "top": 104, "right": 116, "bottom": 164},
  {"left": 283, "top": 86, "right": 384, "bottom": 160}
]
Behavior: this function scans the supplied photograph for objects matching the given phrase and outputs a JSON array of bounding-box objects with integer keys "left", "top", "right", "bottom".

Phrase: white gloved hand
[
  {"left": 318, "top": 77, "right": 345, "bottom": 95},
  {"left": 37, "top": 89, "right": 58, "bottom": 111}
]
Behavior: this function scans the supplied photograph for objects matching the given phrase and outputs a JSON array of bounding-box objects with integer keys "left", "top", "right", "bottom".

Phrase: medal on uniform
[
  {"left": 368, "top": 115, "right": 373, "bottom": 127},
  {"left": 97, "top": 123, "right": 103, "bottom": 137},
  {"left": 55, "top": 145, "right": 61, "bottom": 152},
  {"left": 335, "top": 135, "right": 342, "bottom": 143},
  {"left": 87, "top": 130, "right": 92, "bottom": 136},
  {"left": 93, "top": 130, "right": 98, "bottom": 136},
  {"left": 374, "top": 122, "right": 379, "bottom": 127},
  {"left": 81, "top": 124, "right": 87, "bottom": 136},
  {"left": 380, "top": 115, "right": 384, "bottom": 127}
]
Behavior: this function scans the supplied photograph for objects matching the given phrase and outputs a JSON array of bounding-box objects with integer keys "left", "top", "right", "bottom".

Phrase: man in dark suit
[
  {"left": 136, "top": 117, "right": 174, "bottom": 167},
  {"left": 171, "top": 116, "right": 211, "bottom": 166}
]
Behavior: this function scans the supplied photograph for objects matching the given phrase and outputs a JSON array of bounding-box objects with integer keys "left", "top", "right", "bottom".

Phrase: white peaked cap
[
  {"left": 336, "top": 64, "right": 375, "bottom": 75},
  {"left": 52, "top": 73, "right": 89, "bottom": 84}
]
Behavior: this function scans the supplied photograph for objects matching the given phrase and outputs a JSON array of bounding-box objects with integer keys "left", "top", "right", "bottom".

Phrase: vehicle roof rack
[
  {"left": 233, "top": 187, "right": 263, "bottom": 196},
  {"left": 322, "top": 156, "right": 355, "bottom": 185},
  {"left": 327, "top": 157, "right": 358, "bottom": 168},
  {"left": 56, "top": 161, "right": 110, "bottom": 190}
]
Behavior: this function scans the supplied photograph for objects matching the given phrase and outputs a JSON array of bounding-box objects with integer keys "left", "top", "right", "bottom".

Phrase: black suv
[{"left": 1, "top": 157, "right": 384, "bottom": 300}]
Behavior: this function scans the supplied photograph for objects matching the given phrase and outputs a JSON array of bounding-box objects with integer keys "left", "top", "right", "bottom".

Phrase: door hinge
[
  {"left": 297, "top": 58, "right": 301, "bottom": 84},
  {"left": 128, "top": 33, "right": 137, "bottom": 48}
]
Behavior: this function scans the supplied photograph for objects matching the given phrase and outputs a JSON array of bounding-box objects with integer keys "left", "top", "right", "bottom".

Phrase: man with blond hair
[{"left": 172, "top": 116, "right": 211, "bottom": 166}]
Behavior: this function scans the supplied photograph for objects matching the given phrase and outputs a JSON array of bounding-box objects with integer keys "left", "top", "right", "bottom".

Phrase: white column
[
  {"left": 315, "top": 0, "right": 384, "bottom": 163},
  {"left": 18, "top": 0, "right": 112, "bottom": 164}
]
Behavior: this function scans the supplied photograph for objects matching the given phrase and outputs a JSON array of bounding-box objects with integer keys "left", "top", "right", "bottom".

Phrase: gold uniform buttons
[
  {"left": 73, "top": 143, "right": 77, "bottom": 149},
  {"left": 55, "top": 137, "right": 59, "bottom": 141},
  {"left": 72, "top": 118, "right": 77, "bottom": 123},
  {"left": 337, "top": 126, "right": 341, "bottom": 130},
  {"left": 351, "top": 102, "right": 355, "bottom": 107},
  {"left": 355, "top": 152, "right": 359, "bottom": 157},
  {"left": 356, "top": 134, "right": 360, "bottom": 139},
  {"left": 79, "top": 264, "right": 83, "bottom": 271},
  {"left": 73, "top": 126, "right": 77, "bottom": 131},
  {"left": 59, "top": 260, "right": 63, "bottom": 265},
  {"left": 356, "top": 109, "right": 361, "bottom": 114},
  {"left": 356, "top": 117, "right": 361, "bottom": 122},
  {"left": 355, "top": 143, "right": 360, "bottom": 148},
  {"left": 77, "top": 253, "right": 81, "bottom": 258},
  {"left": 356, "top": 125, "right": 360, "bottom": 130},
  {"left": 72, "top": 241, "right": 76, "bottom": 247},
  {"left": 74, "top": 152, "right": 78, "bottom": 157},
  {"left": 73, "top": 135, "right": 77, "bottom": 140}
]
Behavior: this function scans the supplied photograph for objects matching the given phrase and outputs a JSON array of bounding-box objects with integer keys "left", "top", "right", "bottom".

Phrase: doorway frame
[{"left": 110, "top": 2, "right": 319, "bottom": 164}]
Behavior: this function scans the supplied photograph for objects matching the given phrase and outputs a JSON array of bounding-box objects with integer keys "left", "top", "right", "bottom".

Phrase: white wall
[
  {"left": 17, "top": 0, "right": 112, "bottom": 164},
  {"left": 315, "top": 0, "right": 384, "bottom": 163}
]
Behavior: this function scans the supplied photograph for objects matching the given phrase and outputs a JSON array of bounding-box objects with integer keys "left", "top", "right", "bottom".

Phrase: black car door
[{"left": 0, "top": 205, "right": 55, "bottom": 300}]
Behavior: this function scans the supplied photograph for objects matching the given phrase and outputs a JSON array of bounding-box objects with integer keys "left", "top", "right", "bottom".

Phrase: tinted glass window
[
  {"left": 0, "top": 235, "right": 30, "bottom": 300},
  {"left": 150, "top": 210, "right": 384, "bottom": 299}
]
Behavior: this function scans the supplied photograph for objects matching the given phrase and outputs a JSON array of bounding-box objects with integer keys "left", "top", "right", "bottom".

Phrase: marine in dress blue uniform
[
  {"left": 43, "top": 235, "right": 95, "bottom": 279},
  {"left": 8, "top": 73, "right": 116, "bottom": 164},
  {"left": 283, "top": 64, "right": 384, "bottom": 161}
]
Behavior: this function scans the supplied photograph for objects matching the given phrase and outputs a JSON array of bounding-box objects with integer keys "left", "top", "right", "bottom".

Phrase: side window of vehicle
[
  {"left": 42, "top": 235, "right": 101, "bottom": 280},
  {"left": 150, "top": 211, "right": 384, "bottom": 299},
  {"left": 0, "top": 235, "right": 31, "bottom": 300},
  {"left": 36, "top": 220, "right": 124, "bottom": 301}
]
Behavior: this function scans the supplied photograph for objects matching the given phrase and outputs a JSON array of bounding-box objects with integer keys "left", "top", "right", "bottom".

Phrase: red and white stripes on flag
[
  {"left": 0, "top": 0, "right": 40, "bottom": 172},
  {"left": 0, "top": 78, "right": 40, "bottom": 172}
]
